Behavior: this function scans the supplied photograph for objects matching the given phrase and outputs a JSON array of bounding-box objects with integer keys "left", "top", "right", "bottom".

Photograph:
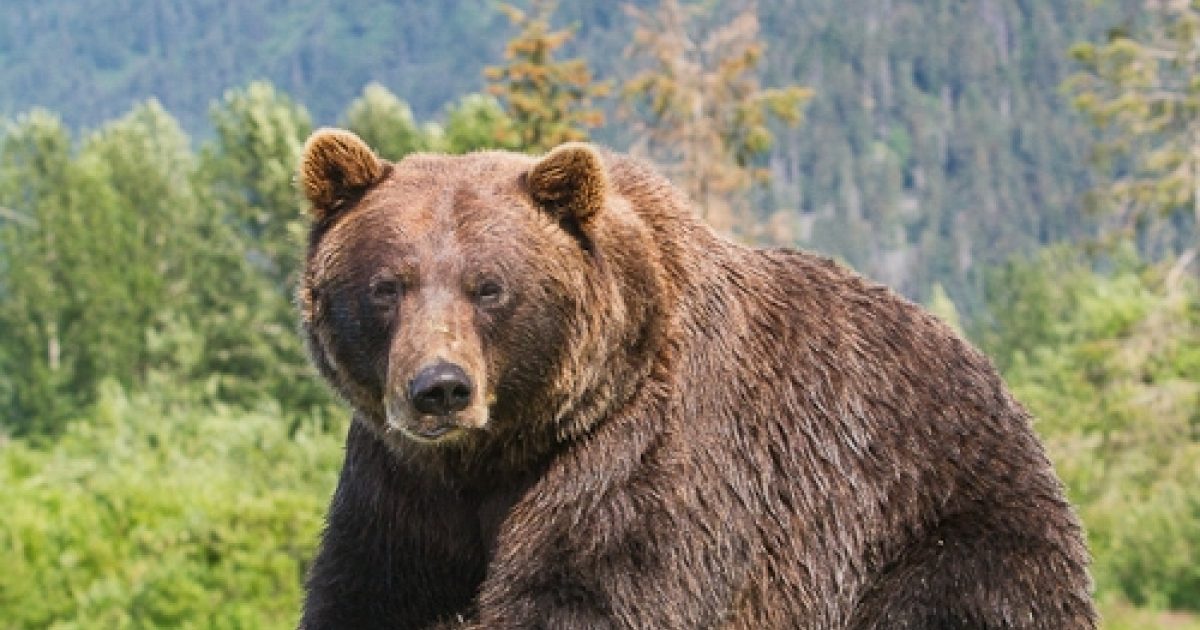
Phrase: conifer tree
[
  {"left": 621, "top": 0, "right": 811, "bottom": 236},
  {"left": 485, "top": 0, "right": 608, "bottom": 153},
  {"left": 1068, "top": 0, "right": 1200, "bottom": 283}
]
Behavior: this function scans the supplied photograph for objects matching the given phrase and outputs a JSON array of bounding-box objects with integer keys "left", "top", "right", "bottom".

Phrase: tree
[
  {"left": 441, "top": 93, "right": 523, "bottom": 154},
  {"left": 0, "top": 110, "right": 83, "bottom": 433},
  {"left": 0, "top": 103, "right": 207, "bottom": 433},
  {"left": 976, "top": 246, "right": 1200, "bottom": 610},
  {"left": 1067, "top": 0, "right": 1200, "bottom": 285},
  {"left": 199, "top": 82, "right": 328, "bottom": 412},
  {"left": 342, "top": 83, "right": 439, "bottom": 160},
  {"left": 620, "top": 0, "right": 811, "bottom": 236},
  {"left": 203, "top": 81, "right": 312, "bottom": 289},
  {"left": 73, "top": 101, "right": 202, "bottom": 390},
  {"left": 485, "top": 0, "right": 608, "bottom": 152}
]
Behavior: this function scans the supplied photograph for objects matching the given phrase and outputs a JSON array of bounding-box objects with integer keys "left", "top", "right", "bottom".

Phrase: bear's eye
[
  {"left": 474, "top": 279, "right": 504, "bottom": 305},
  {"left": 370, "top": 278, "right": 405, "bottom": 304}
]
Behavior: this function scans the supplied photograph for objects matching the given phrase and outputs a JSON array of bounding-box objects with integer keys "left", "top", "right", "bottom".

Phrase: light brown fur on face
[{"left": 297, "top": 130, "right": 1095, "bottom": 630}]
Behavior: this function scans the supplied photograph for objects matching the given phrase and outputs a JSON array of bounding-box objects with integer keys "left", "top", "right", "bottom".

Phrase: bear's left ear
[
  {"left": 299, "top": 128, "right": 388, "bottom": 222},
  {"left": 526, "top": 142, "right": 608, "bottom": 224}
]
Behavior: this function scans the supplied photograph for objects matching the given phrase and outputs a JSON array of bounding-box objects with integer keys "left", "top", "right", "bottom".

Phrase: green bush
[
  {"left": 977, "top": 248, "right": 1200, "bottom": 612},
  {"left": 0, "top": 381, "right": 346, "bottom": 628},
  {"left": 1098, "top": 595, "right": 1200, "bottom": 630}
]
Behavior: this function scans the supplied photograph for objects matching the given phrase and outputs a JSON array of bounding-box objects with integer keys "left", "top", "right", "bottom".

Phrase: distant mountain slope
[
  {"left": 758, "top": 0, "right": 1138, "bottom": 305},
  {"left": 0, "top": 0, "right": 1140, "bottom": 306},
  {"left": 0, "top": 0, "right": 509, "bottom": 130}
]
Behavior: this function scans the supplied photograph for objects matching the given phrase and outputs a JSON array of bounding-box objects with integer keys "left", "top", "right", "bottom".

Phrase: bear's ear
[
  {"left": 299, "top": 128, "right": 387, "bottom": 222},
  {"left": 526, "top": 142, "right": 608, "bottom": 224}
]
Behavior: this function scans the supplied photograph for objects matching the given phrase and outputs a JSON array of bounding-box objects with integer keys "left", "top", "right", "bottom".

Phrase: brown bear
[{"left": 295, "top": 128, "right": 1096, "bottom": 629}]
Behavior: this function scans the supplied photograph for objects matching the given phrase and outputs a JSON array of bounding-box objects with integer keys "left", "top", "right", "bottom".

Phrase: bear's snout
[
  {"left": 409, "top": 362, "right": 474, "bottom": 417},
  {"left": 382, "top": 358, "right": 489, "bottom": 443}
]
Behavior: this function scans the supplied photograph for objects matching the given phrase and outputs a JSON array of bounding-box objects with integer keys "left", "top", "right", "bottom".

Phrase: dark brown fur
[{"left": 296, "top": 129, "right": 1096, "bottom": 629}]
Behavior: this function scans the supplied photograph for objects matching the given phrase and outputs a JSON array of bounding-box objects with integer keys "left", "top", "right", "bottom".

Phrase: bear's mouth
[
  {"left": 383, "top": 399, "right": 490, "bottom": 445},
  {"left": 379, "top": 361, "right": 492, "bottom": 444},
  {"left": 384, "top": 410, "right": 462, "bottom": 443},
  {"left": 405, "top": 416, "right": 457, "bottom": 441}
]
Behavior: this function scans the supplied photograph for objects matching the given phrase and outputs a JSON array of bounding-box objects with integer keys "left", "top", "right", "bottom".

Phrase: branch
[
  {"left": 1165, "top": 246, "right": 1197, "bottom": 293},
  {"left": 0, "top": 206, "right": 36, "bottom": 226}
]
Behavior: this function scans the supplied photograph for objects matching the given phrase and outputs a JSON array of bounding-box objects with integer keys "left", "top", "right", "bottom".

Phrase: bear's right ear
[{"left": 299, "top": 128, "right": 387, "bottom": 222}]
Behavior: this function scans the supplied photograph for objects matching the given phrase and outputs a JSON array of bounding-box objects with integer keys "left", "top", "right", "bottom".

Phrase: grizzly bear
[{"left": 295, "top": 128, "right": 1096, "bottom": 629}]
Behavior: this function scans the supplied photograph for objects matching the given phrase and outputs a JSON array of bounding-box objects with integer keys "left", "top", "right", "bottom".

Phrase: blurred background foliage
[{"left": 1, "top": 0, "right": 1198, "bottom": 627}]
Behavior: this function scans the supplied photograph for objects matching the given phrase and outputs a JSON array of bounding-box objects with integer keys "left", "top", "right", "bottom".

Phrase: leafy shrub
[
  {"left": 0, "top": 381, "right": 346, "bottom": 628},
  {"left": 978, "top": 248, "right": 1200, "bottom": 612}
]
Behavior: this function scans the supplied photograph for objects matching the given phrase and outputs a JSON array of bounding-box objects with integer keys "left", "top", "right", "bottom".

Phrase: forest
[{"left": 0, "top": 0, "right": 1198, "bottom": 627}]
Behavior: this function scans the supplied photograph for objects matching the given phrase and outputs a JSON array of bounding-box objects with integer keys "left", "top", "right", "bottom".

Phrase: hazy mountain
[{"left": 0, "top": 0, "right": 1139, "bottom": 306}]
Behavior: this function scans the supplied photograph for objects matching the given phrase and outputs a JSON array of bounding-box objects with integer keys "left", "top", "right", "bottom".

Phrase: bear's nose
[{"left": 409, "top": 362, "right": 473, "bottom": 416}]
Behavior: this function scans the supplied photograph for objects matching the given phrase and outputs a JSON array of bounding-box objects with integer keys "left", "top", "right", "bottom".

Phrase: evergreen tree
[
  {"left": 485, "top": 0, "right": 608, "bottom": 152},
  {"left": 1068, "top": 0, "right": 1200, "bottom": 284},
  {"left": 620, "top": 0, "right": 810, "bottom": 236}
]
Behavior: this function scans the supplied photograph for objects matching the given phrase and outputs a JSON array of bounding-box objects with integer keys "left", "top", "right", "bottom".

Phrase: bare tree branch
[{"left": 0, "top": 206, "right": 36, "bottom": 226}]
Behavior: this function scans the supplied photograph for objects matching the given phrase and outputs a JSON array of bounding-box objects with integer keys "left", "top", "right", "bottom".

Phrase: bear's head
[{"left": 298, "top": 129, "right": 668, "bottom": 471}]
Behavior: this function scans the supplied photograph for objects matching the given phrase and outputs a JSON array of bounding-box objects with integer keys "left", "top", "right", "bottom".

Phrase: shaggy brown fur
[{"left": 296, "top": 129, "right": 1097, "bottom": 629}]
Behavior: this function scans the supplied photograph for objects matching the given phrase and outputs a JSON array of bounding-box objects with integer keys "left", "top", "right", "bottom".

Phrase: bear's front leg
[{"left": 438, "top": 429, "right": 753, "bottom": 630}]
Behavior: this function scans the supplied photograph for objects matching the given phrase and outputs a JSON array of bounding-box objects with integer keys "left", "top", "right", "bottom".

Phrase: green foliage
[
  {"left": 198, "top": 82, "right": 330, "bottom": 414},
  {"left": 1051, "top": 9, "right": 1200, "bottom": 612},
  {"left": 0, "top": 110, "right": 89, "bottom": 430},
  {"left": 203, "top": 81, "right": 312, "bottom": 288},
  {"left": 0, "top": 0, "right": 1153, "bottom": 305},
  {"left": 0, "top": 85, "right": 337, "bottom": 436},
  {"left": 441, "top": 93, "right": 524, "bottom": 154},
  {"left": 0, "top": 104, "right": 225, "bottom": 434},
  {"left": 977, "top": 247, "right": 1200, "bottom": 612},
  {"left": 925, "top": 282, "right": 963, "bottom": 334},
  {"left": 0, "top": 86, "right": 359, "bottom": 626},
  {"left": 0, "top": 380, "right": 345, "bottom": 628},
  {"left": 340, "top": 85, "right": 527, "bottom": 158},
  {"left": 342, "top": 86, "right": 526, "bottom": 158},
  {"left": 1, "top": 8, "right": 1198, "bottom": 622},
  {"left": 342, "top": 83, "right": 440, "bottom": 160},
  {"left": 0, "top": 77, "right": 556, "bottom": 439}
]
